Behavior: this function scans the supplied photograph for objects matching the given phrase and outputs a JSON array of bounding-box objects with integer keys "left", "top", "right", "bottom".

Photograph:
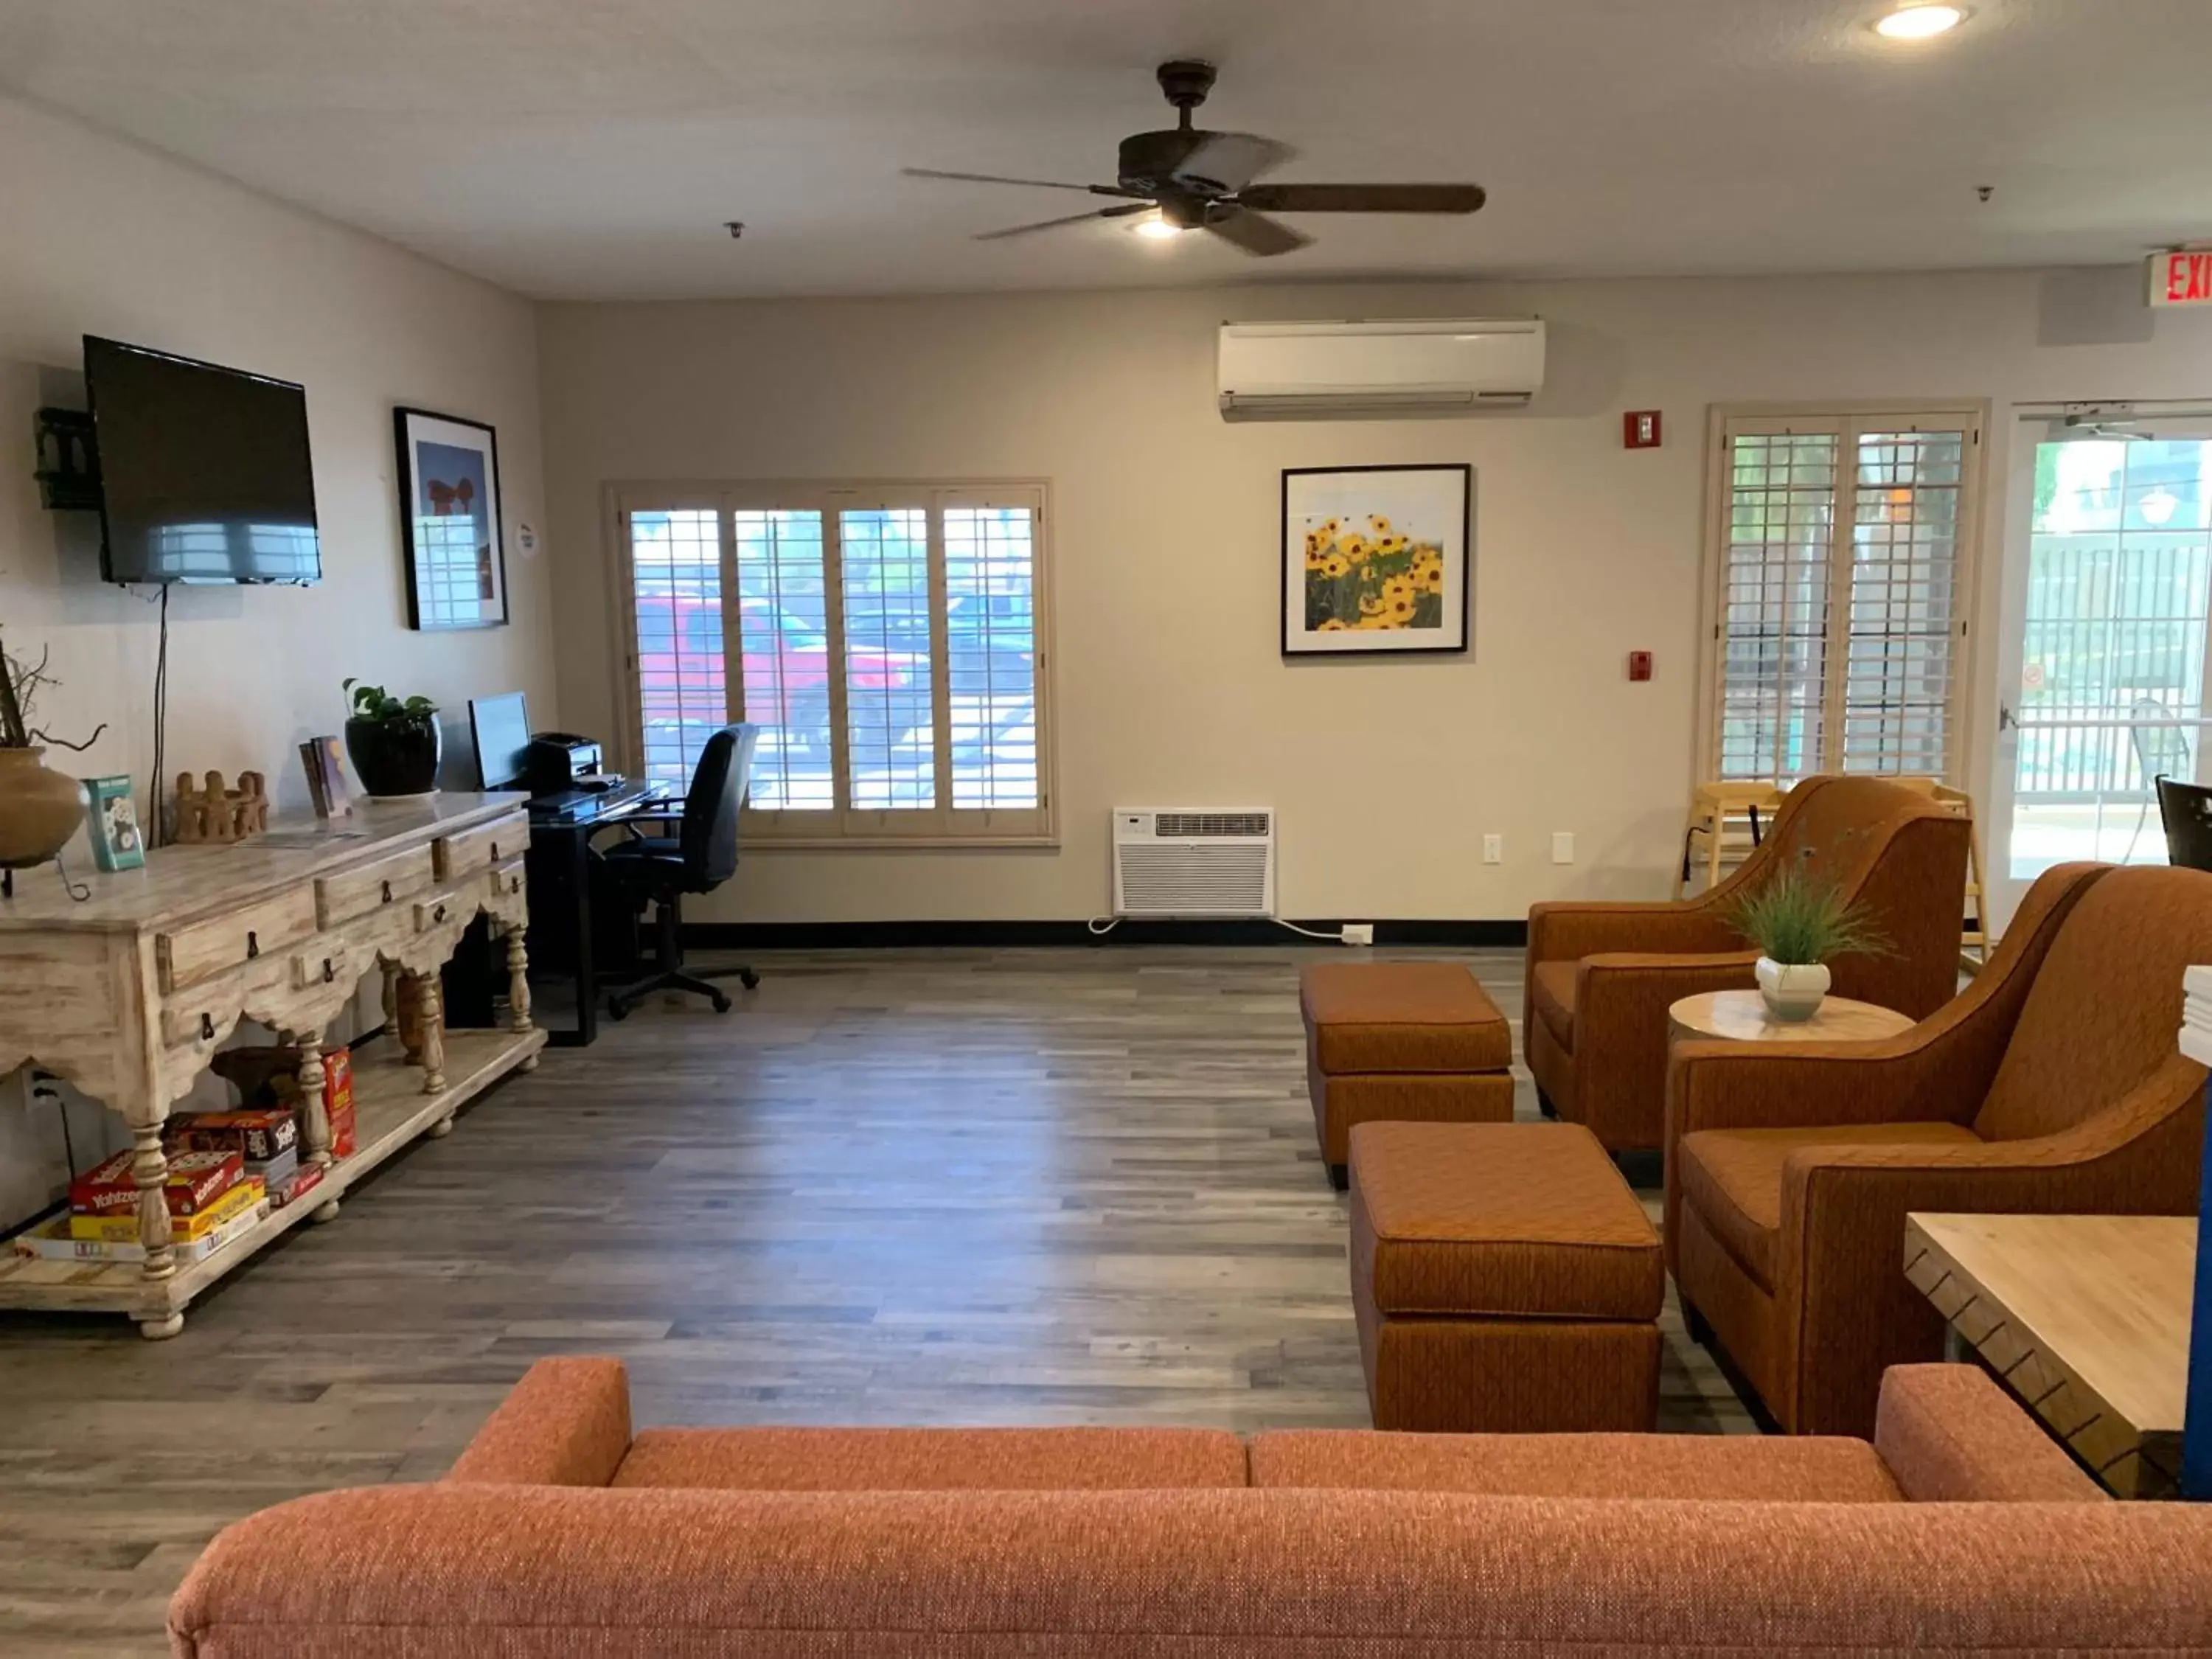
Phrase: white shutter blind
[
  {"left": 838, "top": 507, "right": 936, "bottom": 810},
  {"left": 1710, "top": 412, "right": 1977, "bottom": 785},
  {"left": 1717, "top": 431, "right": 1839, "bottom": 782},
  {"left": 944, "top": 503, "right": 1041, "bottom": 809},
  {"left": 734, "top": 509, "right": 832, "bottom": 810},
  {"left": 1840, "top": 430, "right": 1964, "bottom": 776},
  {"left": 617, "top": 483, "right": 1054, "bottom": 846},
  {"left": 626, "top": 508, "right": 728, "bottom": 788}
]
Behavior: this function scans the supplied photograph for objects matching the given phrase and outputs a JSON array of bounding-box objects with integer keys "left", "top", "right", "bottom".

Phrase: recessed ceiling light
[
  {"left": 1132, "top": 215, "right": 1184, "bottom": 241},
  {"left": 1874, "top": 4, "right": 1966, "bottom": 39}
]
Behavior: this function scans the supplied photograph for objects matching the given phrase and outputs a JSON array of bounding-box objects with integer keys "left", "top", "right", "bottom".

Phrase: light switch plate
[
  {"left": 1482, "top": 834, "right": 1503, "bottom": 864},
  {"left": 1551, "top": 831, "right": 1575, "bottom": 864}
]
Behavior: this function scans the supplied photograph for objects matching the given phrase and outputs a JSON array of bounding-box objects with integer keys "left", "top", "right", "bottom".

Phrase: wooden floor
[{"left": 0, "top": 945, "right": 1753, "bottom": 1656}]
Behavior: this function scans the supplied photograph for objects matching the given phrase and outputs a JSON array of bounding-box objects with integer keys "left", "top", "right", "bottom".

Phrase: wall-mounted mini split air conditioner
[
  {"left": 1217, "top": 318, "right": 1545, "bottom": 417},
  {"left": 1112, "top": 808, "right": 1276, "bottom": 919}
]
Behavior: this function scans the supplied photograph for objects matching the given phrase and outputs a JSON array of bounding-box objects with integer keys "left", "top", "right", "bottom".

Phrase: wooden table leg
[
  {"left": 507, "top": 922, "right": 538, "bottom": 1071},
  {"left": 420, "top": 972, "right": 449, "bottom": 1106},
  {"left": 298, "top": 1031, "right": 343, "bottom": 1221},
  {"left": 382, "top": 959, "right": 401, "bottom": 1037},
  {"left": 129, "top": 1119, "right": 184, "bottom": 1340},
  {"left": 397, "top": 970, "right": 426, "bottom": 1065}
]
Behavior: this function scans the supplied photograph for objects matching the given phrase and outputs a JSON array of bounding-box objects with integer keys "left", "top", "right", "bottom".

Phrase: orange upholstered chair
[
  {"left": 1526, "top": 776, "right": 1972, "bottom": 1152},
  {"left": 1666, "top": 861, "right": 2212, "bottom": 1438}
]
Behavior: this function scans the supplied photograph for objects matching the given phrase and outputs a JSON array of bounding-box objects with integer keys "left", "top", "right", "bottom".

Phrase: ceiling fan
[{"left": 903, "top": 60, "right": 1486, "bottom": 257}]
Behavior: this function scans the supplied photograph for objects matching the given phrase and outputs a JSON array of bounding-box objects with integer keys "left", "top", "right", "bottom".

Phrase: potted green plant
[
  {"left": 343, "top": 679, "right": 442, "bottom": 798},
  {"left": 0, "top": 630, "right": 102, "bottom": 871},
  {"left": 1725, "top": 860, "right": 1889, "bottom": 1022}
]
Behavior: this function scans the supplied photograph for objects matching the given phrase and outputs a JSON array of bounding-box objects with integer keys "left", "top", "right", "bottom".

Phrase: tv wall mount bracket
[{"left": 33, "top": 407, "right": 100, "bottom": 512}]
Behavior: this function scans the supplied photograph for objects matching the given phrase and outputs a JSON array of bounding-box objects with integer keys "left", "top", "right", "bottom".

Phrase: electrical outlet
[
  {"left": 1482, "top": 834, "right": 1503, "bottom": 864},
  {"left": 1340, "top": 922, "right": 1375, "bottom": 947},
  {"left": 1551, "top": 831, "right": 1575, "bottom": 865}
]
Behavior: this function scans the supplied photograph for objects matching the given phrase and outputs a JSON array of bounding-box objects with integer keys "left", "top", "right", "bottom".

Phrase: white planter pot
[{"left": 1756, "top": 956, "right": 1830, "bottom": 1023}]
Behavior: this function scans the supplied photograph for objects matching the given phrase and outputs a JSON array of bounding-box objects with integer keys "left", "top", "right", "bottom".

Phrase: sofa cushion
[
  {"left": 1301, "top": 963, "right": 1511, "bottom": 1074},
  {"left": 1351, "top": 1121, "right": 1662, "bottom": 1321},
  {"left": 1677, "top": 1121, "right": 1985, "bottom": 1294},
  {"left": 1530, "top": 960, "right": 1577, "bottom": 1054},
  {"left": 611, "top": 1426, "right": 1249, "bottom": 1492},
  {"left": 1250, "top": 1430, "right": 1901, "bottom": 1501}
]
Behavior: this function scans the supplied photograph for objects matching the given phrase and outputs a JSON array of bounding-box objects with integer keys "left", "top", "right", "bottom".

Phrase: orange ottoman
[
  {"left": 1301, "top": 962, "right": 1514, "bottom": 1189},
  {"left": 1349, "top": 1121, "right": 1663, "bottom": 1433}
]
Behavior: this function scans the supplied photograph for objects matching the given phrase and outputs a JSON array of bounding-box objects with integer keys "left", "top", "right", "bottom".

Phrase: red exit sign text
[{"left": 2150, "top": 250, "right": 2212, "bottom": 307}]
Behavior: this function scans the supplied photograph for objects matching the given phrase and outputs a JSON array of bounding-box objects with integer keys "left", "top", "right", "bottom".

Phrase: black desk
[{"left": 524, "top": 785, "right": 680, "bottom": 1046}]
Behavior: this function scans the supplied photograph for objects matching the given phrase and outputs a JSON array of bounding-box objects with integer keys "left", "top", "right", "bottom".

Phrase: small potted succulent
[
  {"left": 0, "top": 630, "right": 102, "bottom": 870},
  {"left": 343, "top": 678, "right": 442, "bottom": 798},
  {"left": 1726, "top": 860, "right": 1889, "bottom": 1022}
]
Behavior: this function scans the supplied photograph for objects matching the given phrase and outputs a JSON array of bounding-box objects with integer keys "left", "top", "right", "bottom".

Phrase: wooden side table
[
  {"left": 1668, "top": 990, "right": 1915, "bottom": 1046},
  {"left": 1904, "top": 1211, "right": 2194, "bottom": 1498}
]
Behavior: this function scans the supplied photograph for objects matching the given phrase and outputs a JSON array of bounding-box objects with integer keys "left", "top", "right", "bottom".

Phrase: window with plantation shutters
[
  {"left": 613, "top": 482, "right": 1053, "bottom": 847},
  {"left": 1703, "top": 409, "right": 1981, "bottom": 786}
]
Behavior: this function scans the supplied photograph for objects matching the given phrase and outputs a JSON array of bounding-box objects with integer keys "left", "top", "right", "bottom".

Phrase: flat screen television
[{"left": 83, "top": 335, "right": 321, "bottom": 585}]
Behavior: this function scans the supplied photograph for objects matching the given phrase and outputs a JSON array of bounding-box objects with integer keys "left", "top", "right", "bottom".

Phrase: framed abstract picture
[
  {"left": 394, "top": 407, "right": 509, "bottom": 630},
  {"left": 1281, "top": 464, "right": 1470, "bottom": 656}
]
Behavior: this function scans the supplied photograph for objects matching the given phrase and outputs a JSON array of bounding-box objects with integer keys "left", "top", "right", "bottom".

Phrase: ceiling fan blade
[
  {"left": 1172, "top": 131, "right": 1296, "bottom": 192},
  {"left": 904, "top": 167, "right": 1145, "bottom": 200},
  {"left": 974, "top": 203, "right": 1154, "bottom": 242},
  {"left": 1203, "top": 208, "right": 1313, "bottom": 257},
  {"left": 1238, "top": 183, "right": 1487, "bottom": 215}
]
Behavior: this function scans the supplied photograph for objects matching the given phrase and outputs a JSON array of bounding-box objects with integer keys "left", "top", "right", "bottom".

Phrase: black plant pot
[{"left": 344, "top": 715, "right": 442, "bottom": 797}]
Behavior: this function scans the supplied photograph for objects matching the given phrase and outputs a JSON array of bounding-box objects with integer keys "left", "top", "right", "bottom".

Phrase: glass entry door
[{"left": 1993, "top": 418, "right": 2212, "bottom": 915}]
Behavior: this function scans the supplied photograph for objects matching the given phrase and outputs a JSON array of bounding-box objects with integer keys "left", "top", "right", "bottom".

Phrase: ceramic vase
[
  {"left": 1756, "top": 956, "right": 1830, "bottom": 1022},
  {"left": 344, "top": 715, "right": 442, "bottom": 798},
  {"left": 0, "top": 746, "right": 88, "bottom": 869}
]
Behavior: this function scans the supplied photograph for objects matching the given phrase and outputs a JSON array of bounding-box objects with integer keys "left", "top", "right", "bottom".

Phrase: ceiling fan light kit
[{"left": 903, "top": 59, "right": 1486, "bottom": 257}]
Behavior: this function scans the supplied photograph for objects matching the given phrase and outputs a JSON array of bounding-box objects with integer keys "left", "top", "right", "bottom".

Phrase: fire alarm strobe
[
  {"left": 1623, "top": 411, "right": 1662, "bottom": 449},
  {"left": 1628, "top": 650, "right": 1654, "bottom": 681}
]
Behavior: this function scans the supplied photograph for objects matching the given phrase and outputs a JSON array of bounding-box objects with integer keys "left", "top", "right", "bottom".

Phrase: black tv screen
[{"left": 84, "top": 336, "right": 321, "bottom": 585}]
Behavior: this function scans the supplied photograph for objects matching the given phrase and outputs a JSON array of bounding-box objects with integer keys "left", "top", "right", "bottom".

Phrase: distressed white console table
[{"left": 0, "top": 793, "right": 546, "bottom": 1338}]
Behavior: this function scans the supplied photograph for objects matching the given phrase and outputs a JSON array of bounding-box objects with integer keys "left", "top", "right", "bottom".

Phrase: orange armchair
[
  {"left": 1526, "top": 776, "right": 1971, "bottom": 1152},
  {"left": 1666, "top": 862, "right": 2212, "bottom": 1438}
]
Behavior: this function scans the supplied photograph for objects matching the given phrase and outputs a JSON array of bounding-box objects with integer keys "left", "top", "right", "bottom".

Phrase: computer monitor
[{"left": 470, "top": 692, "right": 532, "bottom": 791}]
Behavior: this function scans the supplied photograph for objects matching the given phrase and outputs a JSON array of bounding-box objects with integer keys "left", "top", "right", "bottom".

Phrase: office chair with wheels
[
  {"left": 602, "top": 724, "right": 761, "bottom": 1019},
  {"left": 2156, "top": 773, "right": 2212, "bottom": 872}
]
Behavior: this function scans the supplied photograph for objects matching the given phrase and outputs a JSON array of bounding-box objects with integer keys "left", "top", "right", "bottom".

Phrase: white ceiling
[{"left": 4, "top": 0, "right": 2209, "bottom": 302}]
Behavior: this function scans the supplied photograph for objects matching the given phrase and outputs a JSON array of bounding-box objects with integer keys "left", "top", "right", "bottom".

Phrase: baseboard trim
[{"left": 682, "top": 918, "right": 1529, "bottom": 950}]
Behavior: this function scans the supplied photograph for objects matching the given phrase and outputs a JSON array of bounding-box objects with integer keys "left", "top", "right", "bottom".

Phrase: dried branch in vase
[{"left": 0, "top": 628, "right": 108, "bottom": 752}]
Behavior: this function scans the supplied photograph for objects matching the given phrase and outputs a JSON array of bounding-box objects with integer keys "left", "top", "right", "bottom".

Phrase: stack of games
[{"left": 13, "top": 1147, "right": 268, "bottom": 1265}]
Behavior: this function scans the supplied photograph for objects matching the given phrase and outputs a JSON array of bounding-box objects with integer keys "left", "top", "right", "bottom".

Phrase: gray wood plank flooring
[{"left": 0, "top": 945, "right": 1752, "bottom": 1655}]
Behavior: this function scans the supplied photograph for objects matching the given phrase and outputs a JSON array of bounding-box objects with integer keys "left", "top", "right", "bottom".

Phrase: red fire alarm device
[
  {"left": 1627, "top": 650, "right": 1654, "bottom": 682},
  {"left": 1623, "top": 411, "right": 1662, "bottom": 449}
]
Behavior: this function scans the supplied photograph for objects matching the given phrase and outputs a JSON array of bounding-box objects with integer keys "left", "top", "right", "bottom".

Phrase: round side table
[{"left": 1668, "top": 989, "right": 1914, "bottom": 1046}]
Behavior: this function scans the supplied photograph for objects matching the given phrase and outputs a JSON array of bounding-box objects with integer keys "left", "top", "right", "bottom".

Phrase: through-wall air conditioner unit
[
  {"left": 1113, "top": 808, "right": 1276, "bottom": 919},
  {"left": 1217, "top": 319, "right": 1545, "bottom": 418}
]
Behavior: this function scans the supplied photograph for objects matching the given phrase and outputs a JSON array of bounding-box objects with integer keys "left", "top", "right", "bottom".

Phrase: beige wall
[
  {"left": 0, "top": 91, "right": 554, "bottom": 1222},
  {"left": 540, "top": 269, "right": 2212, "bottom": 926}
]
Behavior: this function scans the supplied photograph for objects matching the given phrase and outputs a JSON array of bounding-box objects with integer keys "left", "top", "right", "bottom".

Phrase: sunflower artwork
[
  {"left": 1281, "top": 465, "right": 1470, "bottom": 656},
  {"left": 1302, "top": 516, "right": 1447, "bottom": 634}
]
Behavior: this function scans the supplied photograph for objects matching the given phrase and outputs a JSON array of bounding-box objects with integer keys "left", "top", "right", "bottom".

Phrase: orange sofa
[
  {"left": 1667, "top": 861, "right": 2212, "bottom": 1439},
  {"left": 169, "top": 1357, "right": 2212, "bottom": 1657},
  {"left": 1526, "top": 775, "right": 1971, "bottom": 1152}
]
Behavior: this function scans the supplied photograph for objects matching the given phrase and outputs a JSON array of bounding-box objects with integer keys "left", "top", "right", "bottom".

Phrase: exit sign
[{"left": 2149, "top": 249, "right": 2212, "bottom": 307}]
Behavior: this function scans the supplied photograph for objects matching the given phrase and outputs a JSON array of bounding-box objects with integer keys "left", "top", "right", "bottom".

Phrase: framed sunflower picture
[{"left": 1281, "top": 465, "right": 1471, "bottom": 656}]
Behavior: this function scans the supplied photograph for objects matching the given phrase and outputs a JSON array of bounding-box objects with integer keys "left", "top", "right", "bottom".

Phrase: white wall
[
  {"left": 539, "top": 268, "right": 2212, "bottom": 926},
  {"left": 0, "top": 92, "right": 554, "bottom": 1224}
]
